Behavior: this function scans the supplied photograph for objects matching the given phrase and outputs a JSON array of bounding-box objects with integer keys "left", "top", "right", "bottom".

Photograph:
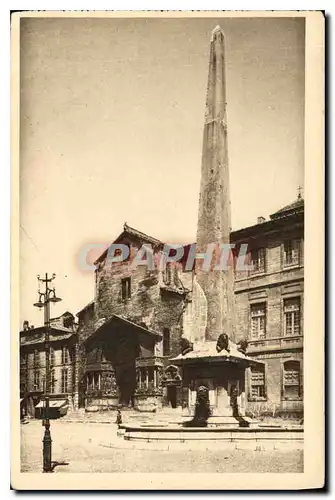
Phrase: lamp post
[{"left": 33, "top": 273, "right": 62, "bottom": 473}]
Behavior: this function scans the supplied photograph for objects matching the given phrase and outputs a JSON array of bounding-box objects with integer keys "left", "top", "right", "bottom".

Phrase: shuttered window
[
  {"left": 251, "top": 303, "right": 266, "bottom": 339},
  {"left": 284, "top": 298, "right": 301, "bottom": 336},
  {"left": 283, "top": 239, "right": 301, "bottom": 267},
  {"left": 283, "top": 360, "right": 301, "bottom": 399},
  {"left": 250, "top": 248, "right": 266, "bottom": 274},
  {"left": 250, "top": 367, "right": 266, "bottom": 399}
]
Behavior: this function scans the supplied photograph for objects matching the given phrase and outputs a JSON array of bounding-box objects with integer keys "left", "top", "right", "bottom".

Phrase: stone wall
[{"left": 92, "top": 243, "right": 190, "bottom": 359}]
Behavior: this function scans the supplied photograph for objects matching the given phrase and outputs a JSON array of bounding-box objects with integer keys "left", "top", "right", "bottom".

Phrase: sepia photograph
[{"left": 11, "top": 10, "right": 324, "bottom": 490}]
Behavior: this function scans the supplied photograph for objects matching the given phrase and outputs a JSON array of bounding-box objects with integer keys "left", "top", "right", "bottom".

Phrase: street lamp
[{"left": 33, "top": 273, "right": 62, "bottom": 473}]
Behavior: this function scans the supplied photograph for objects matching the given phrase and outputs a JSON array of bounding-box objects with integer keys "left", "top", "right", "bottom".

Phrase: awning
[{"left": 35, "top": 399, "right": 67, "bottom": 409}]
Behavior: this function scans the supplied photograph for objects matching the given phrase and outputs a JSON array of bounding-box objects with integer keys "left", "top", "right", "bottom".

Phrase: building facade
[
  {"left": 20, "top": 312, "right": 77, "bottom": 418},
  {"left": 73, "top": 196, "right": 303, "bottom": 417},
  {"left": 233, "top": 196, "right": 304, "bottom": 417},
  {"left": 19, "top": 201, "right": 304, "bottom": 419}
]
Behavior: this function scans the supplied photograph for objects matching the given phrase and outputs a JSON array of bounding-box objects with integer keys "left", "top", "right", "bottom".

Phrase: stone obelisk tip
[{"left": 211, "top": 25, "right": 224, "bottom": 40}]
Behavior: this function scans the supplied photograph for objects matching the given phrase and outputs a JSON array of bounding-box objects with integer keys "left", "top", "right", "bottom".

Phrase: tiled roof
[
  {"left": 94, "top": 223, "right": 163, "bottom": 264},
  {"left": 49, "top": 324, "right": 75, "bottom": 333},
  {"left": 119, "top": 223, "right": 162, "bottom": 246},
  {"left": 21, "top": 333, "right": 76, "bottom": 346},
  {"left": 51, "top": 311, "right": 74, "bottom": 320},
  {"left": 76, "top": 300, "right": 94, "bottom": 316},
  {"left": 83, "top": 313, "right": 162, "bottom": 344},
  {"left": 270, "top": 198, "right": 304, "bottom": 220},
  {"left": 20, "top": 324, "right": 75, "bottom": 335}
]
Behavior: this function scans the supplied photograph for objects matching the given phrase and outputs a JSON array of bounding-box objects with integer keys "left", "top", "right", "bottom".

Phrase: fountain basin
[{"left": 119, "top": 423, "right": 303, "bottom": 450}]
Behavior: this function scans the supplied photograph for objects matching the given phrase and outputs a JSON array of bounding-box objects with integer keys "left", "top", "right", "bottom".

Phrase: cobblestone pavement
[{"left": 20, "top": 420, "right": 303, "bottom": 474}]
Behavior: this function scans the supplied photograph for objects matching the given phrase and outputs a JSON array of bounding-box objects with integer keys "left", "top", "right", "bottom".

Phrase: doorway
[{"left": 167, "top": 385, "right": 177, "bottom": 408}]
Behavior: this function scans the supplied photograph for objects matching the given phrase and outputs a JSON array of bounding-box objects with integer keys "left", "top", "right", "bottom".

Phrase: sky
[{"left": 19, "top": 16, "right": 305, "bottom": 327}]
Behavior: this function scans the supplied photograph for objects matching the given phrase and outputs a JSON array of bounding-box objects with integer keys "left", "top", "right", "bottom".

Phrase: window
[
  {"left": 249, "top": 367, "right": 266, "bottom": 400},
  {"left": 121, "top": 277, "right": 131, "bottom": 300},
  {"left": 164, "top": 263, "right": 173, "bottom": 285},
  {"left": 284, "top": 298, "right": 301, "bottom": 336},
  {"left": 50, "top": 348, "right": 55, "bottom": 368},
  {"left": 114, "top": 244, "right": 130, "bottom": 261},
  {"left": 250, "top": 303, "right": 266, "bottom": 339},
  {"left": 61, "top": 369, "right": 68, "bottom": 393},
  {"left": 250, "top": 248, "right": 265, "bottom": 274},
  {"left": 63, "top": 316, "right": 73, "bottom": 328},
  {"left": 61, "top": 346, "right": 69, "bottom": 365},
  {"left": 87, "top": 372, "right": 100, "bottom": 391},
  {"left": 20, "top": 353, "right": 27, "bottom": 368},
  {"left": 283, "top": 239, "right": 301, "bottom": 267},
  {"left": 33, "top": 370, "right": 40, "bottom": 391},
  {"left": 283, "top": 360, "right": 301, "bottom": 399},
  {"left": 163, "top": 328, "right": 171, "bottom": 356},
  {"left": 50, "top": 370, "right": 56, "bottom": 393},
  {"left": 33, "top": 349, "right": 40, "bottom": 368}
]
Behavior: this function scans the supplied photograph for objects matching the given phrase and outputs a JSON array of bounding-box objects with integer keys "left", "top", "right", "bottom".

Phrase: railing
[
  {"left": 135, "top": 383, "right": 163, "bottom": 396},
  {"left": 135, "top": 356, "right": 164, "bottom": 368},
  {"left": 247, "top": 335, "right": 303, "bottom": 352},
  {"left": 85, "top": 361, "right": 114, "bottom": 372},
  {"left": 85, "top": 388, "right": 118, "bottom": 398},
  {"left": 246, "top": 399, "right": 303, "bottom": 417},
  {"left": 135, "top": 358, "right": 164, "bottom": 396}
]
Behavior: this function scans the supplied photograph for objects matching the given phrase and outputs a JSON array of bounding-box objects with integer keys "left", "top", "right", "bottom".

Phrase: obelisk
[{"left": 196, "top": 26, "right": 235, "bottom": 342}]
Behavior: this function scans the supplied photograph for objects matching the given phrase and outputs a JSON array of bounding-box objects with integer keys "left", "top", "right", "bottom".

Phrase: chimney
[
  {"left": 257, "top": 216, "right": 266, "bottom": 224},
  {"left": 23, "top": 320, "right": 29, "bottom": 331}
]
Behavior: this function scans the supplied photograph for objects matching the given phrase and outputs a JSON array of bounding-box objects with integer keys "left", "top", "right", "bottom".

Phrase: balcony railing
[
  {"left": 135, "top": 356, "right": 164, "bottom": 368},
  {"left": 247, "top": 335, "right": 303, "bottom": 353}
]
